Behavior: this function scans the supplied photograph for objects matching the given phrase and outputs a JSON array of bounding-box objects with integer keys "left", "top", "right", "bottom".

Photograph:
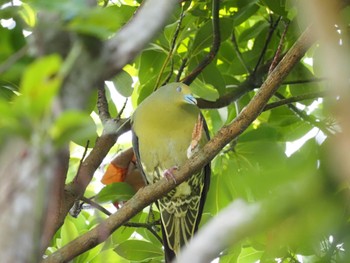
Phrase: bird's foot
[{"left": 163, "top": 166, "right": 178, "bottom": 185}]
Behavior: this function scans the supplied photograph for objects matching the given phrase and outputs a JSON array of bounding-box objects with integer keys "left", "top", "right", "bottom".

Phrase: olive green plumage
[{"left": 131, "top": 83, "right": 210, "bottom": 261}]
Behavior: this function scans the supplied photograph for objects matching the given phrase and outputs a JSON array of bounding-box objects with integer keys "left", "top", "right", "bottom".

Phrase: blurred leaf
[
  {"left": 261, "top": 0, "right": 288, "bottom": 17},
  {"left": 112, "top": 70, "right": 133, "bottom": 97},
  {"left": 95, "top": 182, "right": 135, "bottom": 203},
  {"left": 0, "top": 85, "right": 17, "bottom": 100},
  {"left": 19, "top": 3, "right": 36, "bottom": 27},
  {"left": 191, "top": 79, "right": 220, "bottom": 101},
  {"left": 233, "top": 2, "right": 259, "bottom": 26},
  {"left": 17, "top": 54, "right": 62, "bottom": 118},
  {"left": 237, "top": 246, "right": 263, "bottom": 263},
  {"left": 114, "top": 240, "right": 163, "bottom": 261},
  {"left": 68, "top": 5, "right": 136, "bottom": 39},
  {"left": 50, "top": 111, "right": 97, "bottom": 147}
]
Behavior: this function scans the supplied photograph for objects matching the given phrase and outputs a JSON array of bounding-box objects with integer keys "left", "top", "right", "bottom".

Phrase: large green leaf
[
  {"left": 233, "top": 2, "right": 260, "bottom": 26},
  {"left": 192, "top": 17, "right": 233, "bottom": 55},
  {"left": 50, "top": 111, "right": 97, "bottom": 147},
  {"left": 95, "top": 183, "right": 135, "bottom": 203},
  {"left": 114, "top": 240, "right": 163, "bottom": 261},
  {"left": 68, "top": 5, "right": 136, "bottom": 39},
  {"left": 191, "top": 78, "right": 220, "bottom": 102},
  {"left": 17, "top": 55, "right": 62, "bottom": 118},
  {"left": 112, "top": 70, "right": 133, "bottom": 98},
  {"left": 261, "top": 0, "right": 288, "bottom": 17}
]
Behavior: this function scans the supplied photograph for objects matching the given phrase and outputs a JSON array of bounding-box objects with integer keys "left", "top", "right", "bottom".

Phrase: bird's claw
[{"left": 163, "top": 166, "right": 178, "bottom": 184}]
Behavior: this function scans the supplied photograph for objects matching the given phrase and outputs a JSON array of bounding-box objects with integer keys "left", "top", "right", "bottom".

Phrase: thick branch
[{"left": 43, "top": 25, "right": 315, "bottom": 263}]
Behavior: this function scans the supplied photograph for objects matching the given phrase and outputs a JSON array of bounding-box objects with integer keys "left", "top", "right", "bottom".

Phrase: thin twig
[
  {"left": 269, "top": 20, "right": 290, "bottom": 74},
  {"left": 124, "top": 221, "right": 163, "bottom": 244},
  {"left": 69, "top": 141, "right": 90, "bottom": 217},
  {"left": 81, "top": 196, "right": 112, "bottom": 216},
  {"left": 81, "top": 197, "right": 163, "bottom": 243},
  {"left": 176, "top": 57, "right": 188, "bottom": 82},
  {"left": 116, "top": 98, "right": 128, "bottom": 120},
  {"left": 253, "top": 16, "right": 281, "bottom": 75},
  {"left": 274, "top": 92, "right": 332, "bottom": 135},
  {"left": 182, "top": 0, "right": 221, "bottom": 85},
  {"left": 231, "top": 31, "right": 251, "bottom": 74},
  {"left": 282, "top": 77, "right": 327, "bottom": 85},
  {"left": 154, "top": 4, "right": 186, "bottom": 89},
  {"left": 263, "top": 91, "right": 326, "bottom": 111},
  {"left": 0, "top": 45, "right": 28, "bottom": 74},
  {"left": 161, "top": 58, "right": 175, "bottom": 86}
]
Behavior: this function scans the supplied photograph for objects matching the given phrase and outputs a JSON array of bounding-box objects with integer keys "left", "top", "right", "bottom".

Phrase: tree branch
[
  {"left": 274, "top": 92, "right": 332, "bottom": 136},
  {"left": 102, "top": 0, "right": 179, "bottom": 80},
  {"left": 97, "top": 84, "right": 111, "bottom": 123},
  {"left": 43, "top": 24, "right": 315, "bottom": 263},
  {"left": 196, "top": 61, "right": 271, "bottom": 109},
  {"left": 253, "top": 16, "right": 281, "bottom": 75},
  {"left": 263, "top": 91, "right": 326, "bottom": 111},
  {"left": 269, "top": 20, "right": 290, "bottom": 74},
  {"left": 182, "top": 0, "right": 221, "bottom": 85}
]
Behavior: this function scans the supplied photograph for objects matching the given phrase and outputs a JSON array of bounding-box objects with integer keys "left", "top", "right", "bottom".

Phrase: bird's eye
[{"left": 176, "top": 86, "right": 182, "bottom": 92}]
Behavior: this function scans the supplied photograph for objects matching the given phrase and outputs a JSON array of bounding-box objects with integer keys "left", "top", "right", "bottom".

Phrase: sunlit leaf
[
  {"left": 95, "top": 182, "right": 135, "bottom": 203},
  {"left": 191, "top": 79, "right": 220, "bottom": 101},
  {"left": 114, "top": 240, "right": 163, "bottom": 261},
  {"left": 50, "top": 111, "right": 97, "bottom": 147},
  {"left": 112, "top": 70, "right": 133, "bottom": 97}
]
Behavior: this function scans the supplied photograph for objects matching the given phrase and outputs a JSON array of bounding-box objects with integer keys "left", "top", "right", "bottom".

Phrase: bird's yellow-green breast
[{"left": 132, "top": 83, "right": 200, "bottom": 180}]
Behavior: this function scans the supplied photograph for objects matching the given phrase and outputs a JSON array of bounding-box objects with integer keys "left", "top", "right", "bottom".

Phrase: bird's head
[{"left": 159, "top": 82, "right": 197, "bottom": 106}]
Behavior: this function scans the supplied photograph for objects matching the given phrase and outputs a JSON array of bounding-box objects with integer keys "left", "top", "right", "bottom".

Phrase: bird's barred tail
[{"left": 158, "top": 169, "right": 205, "bottom": 261}]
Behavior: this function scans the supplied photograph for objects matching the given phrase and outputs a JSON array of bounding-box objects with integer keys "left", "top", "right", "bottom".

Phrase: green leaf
[
  {"left": 90, "top": 249, "right": 129, "bottom": 263},
  {"left": 112, "top": 70, "right": 133, "bottom": 97},
  {"left": 192, "top": 17, "right": 233, "bottom": 55},
  {"left": 233, "top": 2, "right": 259, "bottom": 26},
  {"left": 237, "top": 246, "right": 263, "bottom": 263},
  {"left": 190, "top": 79, "right": 220, "bottom": 101},
  {"left": 0, "top": 85, "right": 17, "bottom": 101},
  {"left": 18, "top": 54, "right": 62, "bottom": 118},
  {"left": 238, "top": 20, "right": 269, "bottom": 43},
  {"left": 261, "top": 0, "right": 288, "bottom": 17},
  {"left": 60, "top": 216, "right": 80, "bottom": 247},
  {"left": 68, "top": 5, "right": 136, "bottom": 39},
  {"left": 138, "top": 50, "right": 167, "bottom": 86},
  {"left": 95, "top": 183, "right": 135, "bottom": 203},
  {"left": 50, "top": 111, "right": 97, "bottom": 147},
  {"left": 0, "top": 99, "right": 26, "bottom": 140},
  {"left": 114, "top": 240, "right": 163, "bottom": 261}
]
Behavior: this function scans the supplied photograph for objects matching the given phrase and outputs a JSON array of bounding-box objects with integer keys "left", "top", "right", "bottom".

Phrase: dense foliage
[{"left": 1, "top": 0, "right": 350, "bottom": 262}]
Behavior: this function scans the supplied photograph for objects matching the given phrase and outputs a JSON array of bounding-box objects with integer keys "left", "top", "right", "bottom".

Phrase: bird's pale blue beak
[{"left": 184, "top": 94, "right": 197, "bottom": 105}]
